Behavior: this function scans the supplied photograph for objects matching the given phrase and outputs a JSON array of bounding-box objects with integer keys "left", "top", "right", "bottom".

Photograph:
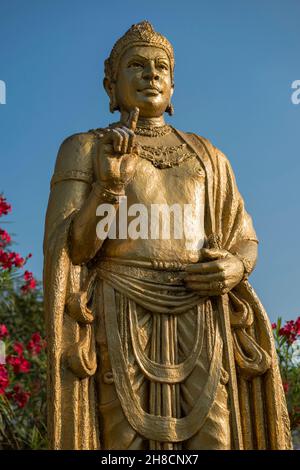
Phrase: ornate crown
[{"left": 105, "top": 21, "right": 175, "bottom": 83}]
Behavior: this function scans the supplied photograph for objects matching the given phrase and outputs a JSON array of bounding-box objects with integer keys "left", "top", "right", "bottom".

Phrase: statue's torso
[{"left": 100, "top": 130, "right": 206, "bottom": 263}]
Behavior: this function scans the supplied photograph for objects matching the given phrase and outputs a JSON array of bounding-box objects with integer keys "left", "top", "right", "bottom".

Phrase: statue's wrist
[
  {"left": 234, "top": 253, "right": 252, "bottom": 281},
  {"left": 92, "top": 180, "right": 125, "bottom": 204}
]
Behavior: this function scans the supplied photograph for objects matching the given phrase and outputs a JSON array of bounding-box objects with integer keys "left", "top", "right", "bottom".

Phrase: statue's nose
[{"left": 142, "top": 62, "right": 159, "bottom": 81}]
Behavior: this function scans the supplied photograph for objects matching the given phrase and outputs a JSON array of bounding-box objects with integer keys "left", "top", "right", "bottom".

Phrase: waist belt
[{"left": 97, "top": 257, "right": 205, "bottom": 314}]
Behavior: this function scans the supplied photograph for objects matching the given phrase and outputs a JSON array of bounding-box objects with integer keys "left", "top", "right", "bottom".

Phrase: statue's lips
[{"left": 138, "top": 87, "right": 161, "bottom": 96}]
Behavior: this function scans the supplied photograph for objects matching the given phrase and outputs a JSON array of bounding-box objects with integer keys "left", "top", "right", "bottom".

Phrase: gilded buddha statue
[{"left": 43, "top": 21, "right": 292, "bottom": 450}]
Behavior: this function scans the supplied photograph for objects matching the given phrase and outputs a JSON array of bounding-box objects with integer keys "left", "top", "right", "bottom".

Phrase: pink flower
[
  {"left": 24, "top": 270, "right": 31, "bottom": 281},
  {"left": 18, "top": 357, "right": 30, "bottom": 373},
  {"left": 271, "top": 322, "right": 277, "bottom": 329},
  {"left": 0, "top": 249, "right": 25, "bottom": 270},
  {"left": 0, "top": 249, "right": 11, "bottom": 269},
  {"left": 31, "top": 332, "right": 41, "bottom": 343},
  {"left": 13, "top": 342, "right": 24, "bottom": 356},
  {"left": 0, "top": 365, "right": 9, "bottom": 395},
  {"left": 27, "top": 332, "right": 43, "bottom": 355},
  {"left": 8, "top": 384, "right": 30, "bottom": 408},
  {"left": 295, "top": 316, "right": 300, "bottom": 335},
  {"left": 32, "top": 340, "right": 41, "bottom": 351},
  {"left": 0, "top": 229, "right": 11, "bottom": 248},
  {"left": 6, "top": 354, "right": 31, "bottom": 374},
  {"left": 0, "top": 196, "right": 12, "bottom": 217},
  {"left": 278, "top": 318, "right": 300, "bottom": 344},
  {"left": 13, "top": 253, "right": 25, "bottom": 268},
  {"left": 283, "top": 382, "right": 289, "bottom": 394},
  {"left": 0, "top": 324, "right": 9, "bottom": 340},
  {"left": 15, "top": 392, "right": 30, "bottom": 408},
  {"left": 21, "top": 271, "right": 37, "bottom": 294}
]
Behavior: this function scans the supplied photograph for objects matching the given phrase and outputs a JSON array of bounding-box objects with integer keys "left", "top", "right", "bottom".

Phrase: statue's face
[{"left": 114, "top": 45, "right": 174, "bottom": 118}]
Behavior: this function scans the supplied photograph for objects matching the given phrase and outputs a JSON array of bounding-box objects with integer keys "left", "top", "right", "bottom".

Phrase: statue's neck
[{"left": 120, "top": 111, "right": 166, "bottom": 128}]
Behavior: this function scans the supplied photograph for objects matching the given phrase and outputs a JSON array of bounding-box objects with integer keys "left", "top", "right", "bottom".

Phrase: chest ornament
[
  {"left": 135, "top": 124, "right": 172, "bottom": 137},
  {"left": 139, "top": 143, "right": 196, "bottom": 169}
]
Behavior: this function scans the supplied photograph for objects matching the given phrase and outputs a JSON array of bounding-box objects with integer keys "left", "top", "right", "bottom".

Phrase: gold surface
[{"left": 43, "top": 21, "right": 292, "bottom": 449}]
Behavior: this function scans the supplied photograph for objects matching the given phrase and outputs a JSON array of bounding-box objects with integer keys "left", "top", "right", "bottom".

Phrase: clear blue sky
[{"left": 0, "top": 0, "right": 299, "bottom": 322}]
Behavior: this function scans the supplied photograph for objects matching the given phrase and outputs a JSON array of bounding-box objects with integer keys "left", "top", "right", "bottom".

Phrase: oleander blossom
[
  {"left": 0, "top": 324, "right": 9, "bottom": 340},
  {"left": 6, "top": 356, "right": 31, "bottom": 374},
  {"left": 6, "top": 342, "right": 31, "bottom": 374},
  {"left": 0, "top": 364, "right": 9, "bottom": 395},
  {"left": 21, "top": 270, "right": 37, "bottom": 294},
  {"left": 0, "top": 196, "right": 12, "bottom": 217},
  {"left": 6, "top": 384, "right": 30, "bottom": 408},
  {"left": 0, "top": 229, "right": 11, "bottom": 248},
  {"left": 13, "top": 342, "right": 24, "bottom": 356},
  {"left": 283, "top": 382, "right": 289, "bottom": 394},
  {"left": 0, "top": 250, "right": 25, "bottom": 270},
  {"left": 278, "top": 317, "right": 300, "bottom": 344},
  {"left": 27, "top": 332, "right": 44, "bottom": 356}
]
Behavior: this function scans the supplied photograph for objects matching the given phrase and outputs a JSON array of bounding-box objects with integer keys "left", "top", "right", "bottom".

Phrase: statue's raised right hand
[{"left": 95, "top": 107, "right": 140, "bottom": 191}]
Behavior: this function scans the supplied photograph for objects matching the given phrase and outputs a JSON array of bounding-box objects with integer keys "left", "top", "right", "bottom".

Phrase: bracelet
[
  {"left": 233, "top": 253, "right": 253, "bottom": 281},
  {"left": 92, "top": 181, "right": 125, "bottom": 204}
]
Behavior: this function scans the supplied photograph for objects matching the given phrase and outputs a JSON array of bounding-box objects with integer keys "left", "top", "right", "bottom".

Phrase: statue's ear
[
  {"left": 103, "top": 77, "right": 112, "bottom": 98},
  {"left": 166, "top": 83, "right": 175, "bottom": 116},
  {"left": 170, "top": 83, "right": 175, "bottom": 98},
  {"left": 103, "top": 77, "right": 119, "bottom": 113}
]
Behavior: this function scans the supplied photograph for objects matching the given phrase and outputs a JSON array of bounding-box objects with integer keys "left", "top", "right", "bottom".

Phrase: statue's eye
[
  {"left": 129, "top": 62, "right": 143, "bottom": 68},
  {"left": 158, "top": 63, "right": 168, "bottom": 71}
]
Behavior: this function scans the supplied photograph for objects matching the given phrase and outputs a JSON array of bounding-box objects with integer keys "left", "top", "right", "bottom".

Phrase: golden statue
[{"left": 43, "top": 21, "right": 292, "bottom": 450}]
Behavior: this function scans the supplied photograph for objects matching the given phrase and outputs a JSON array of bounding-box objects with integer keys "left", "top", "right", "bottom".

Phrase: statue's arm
[
  {"left": 44, "top": 133, "right": 120, "bottom": 265},
  {"left": 69, "top": 179, "right": 122, "bottom": 265},
  {"left": 229, "top": 239, "right": 258, "bottom": 278},
  {"left": 216, "top": 146, "right": 259, "bottom": 278},
  {"left": 44, "top": 134, "right": 93, "bottom": 254},
  {"left": 69, "top": 113, "right": 140, "bottom": 265}
]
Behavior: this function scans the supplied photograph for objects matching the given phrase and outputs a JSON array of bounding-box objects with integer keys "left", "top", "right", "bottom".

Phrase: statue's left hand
[{"left": 184, "top": 248, "right": 244, "bottom": 296}]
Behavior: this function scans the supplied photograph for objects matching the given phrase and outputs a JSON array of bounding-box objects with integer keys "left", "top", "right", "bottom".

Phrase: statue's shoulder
[
  {"left": 57, "top": 130, "right": 99, "bottom": 163},
  {"left": 60, "top": 130, "right": 96, "bottom": 148},
  {"left": 184, "top": 131, "right": 230, "bottom": 168},
  {"left": 54, "top": 128, "right": 103, "bottom": 174}
]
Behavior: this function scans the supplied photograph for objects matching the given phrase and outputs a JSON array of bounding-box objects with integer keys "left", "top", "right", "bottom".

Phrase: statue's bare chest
[
  {"left": 127, "top": 145, "right": 205, "bottom": 207},
  {"left": 100, "top": 132, "right": 207, "bottom": 259}
]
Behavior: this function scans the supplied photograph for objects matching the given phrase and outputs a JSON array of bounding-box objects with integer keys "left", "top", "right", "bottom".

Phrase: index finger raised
[{"left": 126, "top": 107, "right": 139, "bottom": 131}]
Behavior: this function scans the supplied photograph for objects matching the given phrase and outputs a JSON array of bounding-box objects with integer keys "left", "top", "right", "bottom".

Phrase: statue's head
[{"left": 104, "top": 21, "right": 175, "bottom": 118}]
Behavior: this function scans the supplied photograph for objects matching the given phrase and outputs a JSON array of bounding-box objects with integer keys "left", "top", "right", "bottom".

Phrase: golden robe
[{"left": 43, "top": 129, "right": 292, "bottom": 450}]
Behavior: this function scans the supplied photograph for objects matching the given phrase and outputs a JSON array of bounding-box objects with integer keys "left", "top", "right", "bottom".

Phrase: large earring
[
  {"left": 166, "top": 102, "right": 174, "bottom": 116},
  {"left": 109, "top": 100, "right": 116, "bottom": 113},
  {"left": 109, "top": 96, "right": 119, "bottom": 113},
  {"left": 109, "top": 87, "right": 120, "bottom": 113}
]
